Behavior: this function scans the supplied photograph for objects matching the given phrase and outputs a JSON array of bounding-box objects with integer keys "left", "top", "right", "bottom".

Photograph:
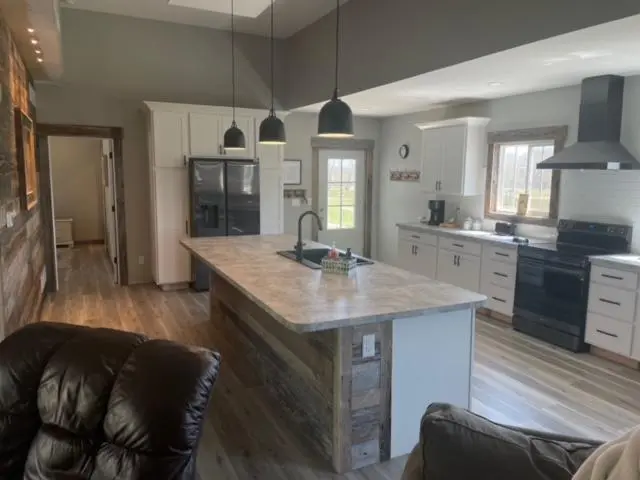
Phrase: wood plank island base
[{"left": 181, "top": 235, "right": 486, "bottom": 473}]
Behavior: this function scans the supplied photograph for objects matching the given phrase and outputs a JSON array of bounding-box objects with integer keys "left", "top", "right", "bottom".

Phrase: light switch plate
[{"left": 362, "top": 334, "right": 375, "bottom": 358}]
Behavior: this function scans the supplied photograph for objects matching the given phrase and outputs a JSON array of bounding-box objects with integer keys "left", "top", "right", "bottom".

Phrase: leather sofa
[
  {"left": 402, "top": 403, "right": 603, "bottom": 480},
  {"left": 0, "top": 322, "right": 221, "bottom": 480}
]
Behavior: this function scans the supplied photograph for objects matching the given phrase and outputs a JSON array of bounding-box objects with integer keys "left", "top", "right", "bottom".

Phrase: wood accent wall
[
  {"left": 209, "top": 272, "right": 392, "bottom": 473},
  {"left": 0, "top": 13, "right": 44, "bottom": 337}
]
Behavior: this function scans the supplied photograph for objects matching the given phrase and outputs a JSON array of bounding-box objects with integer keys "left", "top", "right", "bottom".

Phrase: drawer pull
[
  {"left": 493, "top": 272, "right": 508, "bottom": 278},
  {"left": 411, "top": 235, "right": 420, "bottom": 239},
  {"left": 601, "top": 273, "right": 624, "bottom": 281},
  {"left": 599, "top": 298, "right": 621, "bottom": 307},
  {"left": 491, "top": 296, "right": 506, "bottom": 303},
  {"left": 495, "top": 252, "right": 509, "bottom": 258},
  {"left": 452, "top": 243, "right": 464, "bottom": 248},
  {"left": 596, "top": 329, "right": 618, "bottom": 338}
]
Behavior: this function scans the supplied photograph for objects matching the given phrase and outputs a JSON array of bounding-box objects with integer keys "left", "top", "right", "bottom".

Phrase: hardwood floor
[{"left": 40, "top": 246, "right": 640, "bottom": 479}]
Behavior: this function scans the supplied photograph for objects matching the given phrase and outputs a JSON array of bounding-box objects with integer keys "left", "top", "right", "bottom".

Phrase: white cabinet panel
[
  {"left": 591, "top": 265, "right": 638, "bottom": 291},
  {"left": 260, "top": 167, "right": 283, "bottom": 235},
  {"left": 189, "top": 113, "right": 221, "bottom": 156},
  {"left": 154, "top": 168, "right": 190, "bottom": 284},
  {"left": 484, "top": 283, "right": 514, "bottom": 317},
  {"left": 586, "top": 312, "right": 633, "bottom": 356},
  {"left": 587, "top": 283, "right": 636, "bottom": 323},
  {"left": 481, "top": 259, "right": 516, "bottom": 290},
  {"left": 257, "top": 142, "right": 283, "bottom": 170},
  {"left": 398, "top": 239, "right": 437, "bottom": 278},
  {"left": 483, "top": 245, "right": 518, "bottom": 265},
  {"left": 437, "top": 249, "right": 481, "bottom": 292},
  {"left": 439, "top": 125, "right": 466, "bottom": 196},
  {"left": 222, "top": 115, "right": 255, "bottom": 158},
  {"left": 420, "top": 128, "right": 442, "bottom": 193},
  {"left": 153, "top": 111, "right": 188, "bottom": 167},
  {"left": 439, "top": 236, "right": 482, "bottom": 256},
  {"left": 398, "top": 229, "right": 438, "bottom": 247}
]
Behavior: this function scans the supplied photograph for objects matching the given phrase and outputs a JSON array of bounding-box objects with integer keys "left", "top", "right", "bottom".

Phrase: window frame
[
  {"left": 326, "top": 157, "right": 357, "bottom": 231},
  {"left": 484, "top": 126, "right": 568, "bottom": 226}
]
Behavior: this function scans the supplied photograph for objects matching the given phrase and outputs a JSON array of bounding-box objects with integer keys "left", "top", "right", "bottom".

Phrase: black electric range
[{"left": 513, "top": 219, "right": 632, "bottom": 352}]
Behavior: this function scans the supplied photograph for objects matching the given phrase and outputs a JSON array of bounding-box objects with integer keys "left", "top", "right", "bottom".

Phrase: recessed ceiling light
[
  {"left": 30, "top": 38, "right": 38, "bottom": 45},
  {"left": 542, "top": 57, "right": 570, "bottom": 66},
  {"left": 35, "top": 49, "right": 41, "bottom": 54},
  {"left": 488, "top": 82, "right": 503, "bottom": 87},
  {"left": 27, "top": 27, "right": 34, "bottom": 34},
  {"left": 37, "top": 57, "right": 43, "bottom": 63},
  {"left": 570, "top": 50, "right": 612, "bottom": 60}
]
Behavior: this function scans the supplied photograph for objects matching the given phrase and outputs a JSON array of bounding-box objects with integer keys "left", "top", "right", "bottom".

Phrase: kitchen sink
[{"left": 276, "top": 248, "right": 375, "bottom": 270}]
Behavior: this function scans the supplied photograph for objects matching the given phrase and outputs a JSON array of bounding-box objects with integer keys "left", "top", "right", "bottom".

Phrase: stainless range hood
[{"left": 537, "top": 75, "right": 640, "bottom": 170}]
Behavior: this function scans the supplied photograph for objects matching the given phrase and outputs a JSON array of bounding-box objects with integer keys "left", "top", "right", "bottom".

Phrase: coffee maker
[{"left": 428, "top": 200, "right": 445, "bottom": 225}]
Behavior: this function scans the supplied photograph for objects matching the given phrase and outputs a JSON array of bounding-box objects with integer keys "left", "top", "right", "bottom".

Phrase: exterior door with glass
[{"left": 317, "top": 149, "right": 366, "bottom": 255}]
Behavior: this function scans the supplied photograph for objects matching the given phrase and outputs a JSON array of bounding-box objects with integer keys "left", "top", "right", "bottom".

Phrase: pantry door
[{"left": 317, "top": 149, "right": 366, "bottom": 255}]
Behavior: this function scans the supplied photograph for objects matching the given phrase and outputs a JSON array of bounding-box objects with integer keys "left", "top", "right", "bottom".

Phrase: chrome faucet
[{"left": 295, "top": 210, "right": 323, "bottom": 261}]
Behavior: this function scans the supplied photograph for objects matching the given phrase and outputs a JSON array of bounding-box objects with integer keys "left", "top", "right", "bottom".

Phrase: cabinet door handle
[
  {"left": 493, "top": 272, "right": 508, "bottom": 278},
  {"left": 495, "top": 252, "right": 509, "bottom": 258},
  {"left": 411, "top": 235, "right": 420, "bottom": 239},
  {"left": 491, "top": 296, "right": 506, "bottom": 303},
  {"left": 452, "top": 243, "right": 464, "bottom": 248},
  {"left": 435, "top": 181, "right": 438, "bottom": 191},
  {"left": 599, "top": 298, "right": 621, "bottom": 306},
  {"left": 452, "top": 254, "right": 455, "bottom": 266},
  {"left": 185, "top": 220, "right": 189, "bottom": 235},
  {"left": 415, "top": 245, "right": 419, "bottom": 255},
  {"left": 601, "top": 273, "right": 624, "bottom": 281},
  {"left": 596, "top": 329, "right": 618, "bottom": 338}
]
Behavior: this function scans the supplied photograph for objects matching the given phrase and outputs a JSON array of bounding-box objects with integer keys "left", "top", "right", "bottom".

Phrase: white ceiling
[
  {"left": 297, "top": 14, "right": 640, "bottom": 117},
  {"left": 60, "top": 0, "right": 345, "bottom": 38}
]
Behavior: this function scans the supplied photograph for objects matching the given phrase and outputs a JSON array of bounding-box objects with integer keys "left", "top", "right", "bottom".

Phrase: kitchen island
[{"left": 181, "top": 235, "right": 486, "bottom": 472}]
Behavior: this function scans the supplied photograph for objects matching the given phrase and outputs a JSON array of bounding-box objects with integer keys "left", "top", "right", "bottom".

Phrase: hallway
[{"left": 39, "top": 246, "right": 640, "bottom": 479}]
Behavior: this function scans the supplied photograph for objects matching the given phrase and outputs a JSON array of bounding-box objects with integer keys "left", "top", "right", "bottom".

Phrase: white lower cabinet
[
  {"left": 436, "top": 249, "right": 481, "bottom": 293},
  {"left": 586, "top": 312, "right": 633, "bottom": 356},
  {"left": 398, "top": 239, "right": 437, "bottom": 279}
]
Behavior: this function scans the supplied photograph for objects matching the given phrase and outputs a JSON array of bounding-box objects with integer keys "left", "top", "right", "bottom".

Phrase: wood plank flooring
[{"left": 39, "top": 246, "right": 640, "bottom": 479}]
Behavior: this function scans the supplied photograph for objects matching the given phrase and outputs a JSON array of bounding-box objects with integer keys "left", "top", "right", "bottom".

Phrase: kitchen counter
[
  {"left": 180, "top": 234, "right": 481, "bottom": 472},
  {"left": 590, "top": 253, "right": 640, "bottom": 272},
  {"left": 181, "top": 234, "right": 486, "bottom": 333},
  {"left": 397, "top": 222, "right": 552, "bottom": 247}
]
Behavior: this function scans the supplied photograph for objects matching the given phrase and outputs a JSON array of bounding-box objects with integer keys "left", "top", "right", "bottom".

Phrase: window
[
  {"left": 486, "top": 126, "right": 567, "bottom": 225},
  {"left": 326, "top": 157, "right": 356, "bottom": 230}
]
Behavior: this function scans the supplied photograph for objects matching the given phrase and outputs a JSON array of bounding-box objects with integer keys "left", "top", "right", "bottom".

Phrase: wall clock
[{"left": 399, "top": 144, "right": 409, "bottom": 159}]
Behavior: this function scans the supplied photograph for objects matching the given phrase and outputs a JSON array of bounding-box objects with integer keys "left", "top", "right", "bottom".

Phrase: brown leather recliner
[{"left": 0, "top": 322, "right": 221, "bottom": 479}]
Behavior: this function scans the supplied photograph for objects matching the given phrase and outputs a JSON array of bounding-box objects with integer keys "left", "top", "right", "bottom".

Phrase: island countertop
[{"left": 181, "top": 235, "right": 486, "bottom": 332}]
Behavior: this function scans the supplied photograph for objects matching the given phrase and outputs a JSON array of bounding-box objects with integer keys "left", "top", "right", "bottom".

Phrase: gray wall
[
  {"left": 283, "top": 0, "right": 640, "bottom": 108},
  {"left": 37, "top": 9, "right": 286, "bottom": 284}
]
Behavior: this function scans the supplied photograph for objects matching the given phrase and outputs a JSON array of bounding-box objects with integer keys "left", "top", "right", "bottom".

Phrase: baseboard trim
[
  {"left": 590, "top": 346, "right": 640, "bottom": 370},
  {"left": 158, "top": 282, "right": 190, "bottom": 292},
  {"left": 477, "top": 307, "right": 512, "bottom": 324}
]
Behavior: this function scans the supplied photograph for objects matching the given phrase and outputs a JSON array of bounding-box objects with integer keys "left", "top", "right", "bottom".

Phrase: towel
[{"left": 573, "top": 426, "right": 640, "bottom": 480}]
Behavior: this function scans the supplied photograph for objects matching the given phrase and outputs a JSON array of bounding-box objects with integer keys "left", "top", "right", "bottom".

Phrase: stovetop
[{"left": 518, "top": 219, "right": 633, "bottom": 268}]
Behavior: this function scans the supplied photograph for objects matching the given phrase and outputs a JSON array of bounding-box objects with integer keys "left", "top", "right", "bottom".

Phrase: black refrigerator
[{"left": 189, "top": 157, "right": 260, "bottom": 291}]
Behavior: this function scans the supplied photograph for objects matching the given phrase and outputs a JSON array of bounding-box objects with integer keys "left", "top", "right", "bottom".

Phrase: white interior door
[
  {"left": 317, "top": 149, "right": 366, "bottom": 255},
  {"left": 102, "top": 139, "right": 119, "bottom": 284}
]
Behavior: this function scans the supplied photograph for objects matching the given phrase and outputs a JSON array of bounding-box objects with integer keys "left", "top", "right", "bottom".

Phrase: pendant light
[
  {"left": 317, "top": 0, "right": 353, "bottom": 138},
  {"left": 259, "top": 0, "right": 286, "bottom": 144},
  {"left": 224, "top": 0, "right": 246, "bottom": 150}
]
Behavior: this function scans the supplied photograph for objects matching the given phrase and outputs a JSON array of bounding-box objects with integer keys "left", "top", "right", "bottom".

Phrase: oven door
[{"left": 514, "top": 258, "right": 589, "bottom": 335}]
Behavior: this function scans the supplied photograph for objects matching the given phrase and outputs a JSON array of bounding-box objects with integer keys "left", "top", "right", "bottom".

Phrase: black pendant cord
[
  {"left": 231, "top": 0, "right": 236, "bottom": 124},
  {"left": 333, "top": 0, "right": 340, "bottom": 100},
  {"left": 269, "top": 0, "right": 275, "bottom": 115}
]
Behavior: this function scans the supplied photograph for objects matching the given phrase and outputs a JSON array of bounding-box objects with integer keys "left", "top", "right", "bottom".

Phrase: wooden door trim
[
  {"left": 36, "top": 123, "right": 129, "bottom": 287},
  {"left": 311, "top": 142, "right": 375, "bottom": 258}
]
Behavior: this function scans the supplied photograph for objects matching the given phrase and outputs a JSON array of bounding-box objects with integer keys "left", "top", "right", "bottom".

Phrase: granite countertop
[
  {"left": 181, "top": 235, "right": 486, "bottom": 333},
  {"left": 590, "top": 254, "right": 640, "bottom": 273},
  {"left": 397, "top": 222, "right": 553, "bottom": 248}
]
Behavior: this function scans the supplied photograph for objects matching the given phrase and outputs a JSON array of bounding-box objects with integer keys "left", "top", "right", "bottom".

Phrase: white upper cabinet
[
  {"left": 222, "top": 115, "right": 255, "bottom": 158},
  {"left": 189, "top": 113, "right": 222, "bottom": 156},
  {"left": 152, "top": 111, "right": 188, "bottom": 167},
  {"left": 417, "top": 117, "right": 490, "bottom": 196}
]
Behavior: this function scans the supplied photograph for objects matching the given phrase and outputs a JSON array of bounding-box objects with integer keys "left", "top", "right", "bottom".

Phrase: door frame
[
  {"left": 311, "top": 138, "right": 375, "bottom": 258},
  {"left": 37, "top": 123, "right": 128, "bottom": 290}
]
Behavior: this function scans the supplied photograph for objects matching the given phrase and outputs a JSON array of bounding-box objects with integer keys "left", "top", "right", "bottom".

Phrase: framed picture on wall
[
  {"left": 14, "top": 108, "right": 38, "bottom": 210},
  {"left": 283, "top": 159, "right": 302, "bottom": 185}
]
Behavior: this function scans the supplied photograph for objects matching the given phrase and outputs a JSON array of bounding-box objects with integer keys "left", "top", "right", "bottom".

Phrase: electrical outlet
[
  {"left": 362, "top": 334, "right": 375, "bottom": 359},
  {"left": 138, "top": 256, "right": 144, "bottom": 265}
]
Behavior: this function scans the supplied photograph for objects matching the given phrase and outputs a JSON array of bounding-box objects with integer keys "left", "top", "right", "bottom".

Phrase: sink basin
[{"left": 276, "top": 248, "right": 375, "bottom": 270}]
